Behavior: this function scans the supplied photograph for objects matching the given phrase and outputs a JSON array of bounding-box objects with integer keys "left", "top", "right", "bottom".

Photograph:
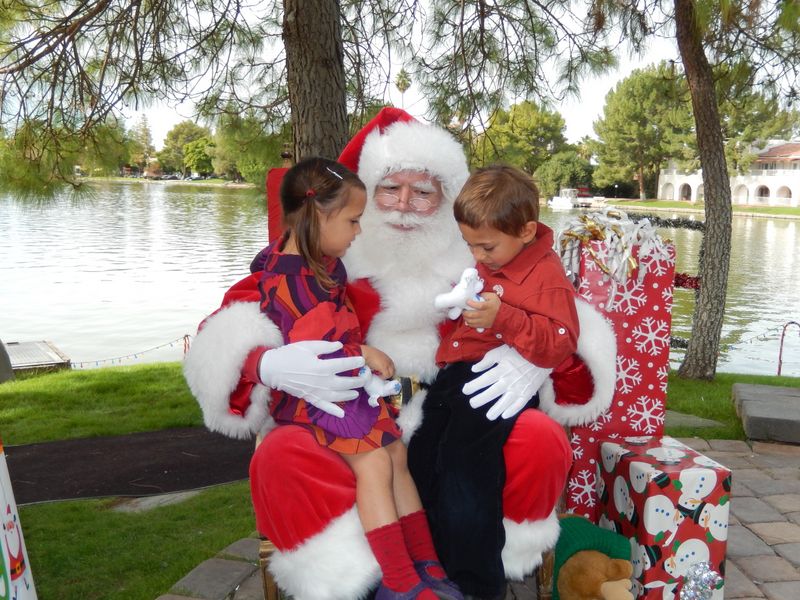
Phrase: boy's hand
[
  {"left": 463, "top": 292, "right": 500, "bottom": 329},
  {"left": 360, "top": 345, "right": 396, "bottom": 379}
]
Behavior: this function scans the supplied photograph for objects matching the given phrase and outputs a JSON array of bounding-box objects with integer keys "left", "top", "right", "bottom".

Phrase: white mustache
[{"left": 380, "top": 211, "right": 427, "bottom": 229}]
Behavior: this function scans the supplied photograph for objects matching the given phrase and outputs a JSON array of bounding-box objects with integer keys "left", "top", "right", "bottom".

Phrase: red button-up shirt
[{"left": 435, "top": 223, "right": 579, "bottom": 368}]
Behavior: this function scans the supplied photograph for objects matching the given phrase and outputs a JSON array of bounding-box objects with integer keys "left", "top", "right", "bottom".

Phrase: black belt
[{"left": 389, "top": 376, "right": 430, "bottom": 409}]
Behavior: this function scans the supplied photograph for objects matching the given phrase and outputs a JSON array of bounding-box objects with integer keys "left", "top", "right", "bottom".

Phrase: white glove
[
  {"left": 360, "top": 367, "right": 402, "bottom": 407},
  {"left": 462, "top": 345, "right": 553, "bottom": 421},
  {"left": 259, "top": 340, "right": 367, "bottom": 418}
]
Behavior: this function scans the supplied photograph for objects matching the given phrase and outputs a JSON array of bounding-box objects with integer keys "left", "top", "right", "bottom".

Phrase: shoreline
[
  {"left": 603, "top": 200, "right": 800, "bottom": 221},
  {"left": 89, "top": 178, "right": 799, "bottom": 220},
  {"left": 82, "top": 176, "right": 258, "bottom": 190}
]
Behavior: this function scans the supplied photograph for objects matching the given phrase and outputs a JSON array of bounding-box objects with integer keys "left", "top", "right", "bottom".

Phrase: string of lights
[
  {"left": 627, "top": 212, "right": 707, "bottom": 232},
  {"left": 671, "top": 323, "right": 794, "bottom": 354},
  {"left": 72, "top": 334, "right": 192, "bottom": 369}
]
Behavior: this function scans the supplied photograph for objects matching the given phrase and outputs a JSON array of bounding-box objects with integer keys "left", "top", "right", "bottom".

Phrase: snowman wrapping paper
[
  {"left": 555, "top": 211, "right": 676, "bottom": 520},
  {"left": 597, "top": 436, "right": 731, "bottom": 599}
]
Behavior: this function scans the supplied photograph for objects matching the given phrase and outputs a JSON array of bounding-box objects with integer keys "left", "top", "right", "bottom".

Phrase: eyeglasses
[{"left": 375, "top": 191, "right": 435, "bottom": 212}]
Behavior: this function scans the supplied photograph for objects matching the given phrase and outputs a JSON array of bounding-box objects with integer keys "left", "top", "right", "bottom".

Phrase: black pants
[{"left": 408, "top": 362, "right": 537, "bottom": 598}]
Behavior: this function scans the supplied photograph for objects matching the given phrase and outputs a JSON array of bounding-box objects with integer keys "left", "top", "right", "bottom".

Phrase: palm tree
[{"left": 395, "top": 69, "right": 411, "bottom": 108}]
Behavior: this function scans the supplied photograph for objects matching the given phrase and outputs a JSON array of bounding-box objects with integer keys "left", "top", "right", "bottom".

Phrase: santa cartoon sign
[{"left": 0, "top": 436, "right": 37, "bottom": 600}]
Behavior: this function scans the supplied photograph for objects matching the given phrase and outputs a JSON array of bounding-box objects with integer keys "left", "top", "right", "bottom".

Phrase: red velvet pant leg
[
  {"left": 250, "top": 425, "right": 357, "bottom": 550},
  {"left": 502, "top": 408, "right": 572, "bottom": 523}
]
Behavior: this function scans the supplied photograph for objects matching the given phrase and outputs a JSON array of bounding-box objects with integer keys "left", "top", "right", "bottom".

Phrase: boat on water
[
  {"left": 547, "top": 187, "right": 607, "bottom": 210},
  {"left": 548, "top": 188, "right": 578, "bottom": 210}
]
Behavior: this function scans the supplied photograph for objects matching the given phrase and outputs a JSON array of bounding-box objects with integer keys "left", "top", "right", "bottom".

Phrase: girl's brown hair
[
  {"left": 280, "top": 157, "right": 365, "bottom": 288},
  {"left": 453, "top": 165, "right": 539, "bottom": 236}
]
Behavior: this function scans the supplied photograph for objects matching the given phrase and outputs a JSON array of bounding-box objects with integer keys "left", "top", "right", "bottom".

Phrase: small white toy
[
  {"left": 360, "top": 367, "right": 402, "bottom": 407},
  {"left": 434, "top": 267, "right": 485, "bottom": 331}
]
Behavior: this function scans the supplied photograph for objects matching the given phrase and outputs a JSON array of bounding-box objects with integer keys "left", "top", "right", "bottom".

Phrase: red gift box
[
  {"left": 597, "top": 436, "right": 730, "bottom": 599},
  {"left": 564, "top": 237, "right": 676, "bottom": 519}
]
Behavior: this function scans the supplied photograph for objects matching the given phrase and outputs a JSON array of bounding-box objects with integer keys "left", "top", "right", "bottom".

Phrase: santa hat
[
  {"left": 267, "top": 107, "right": 470, "bottom": 240},
  {"left": 339, "top": 107, "right": 415, "bottom": 171},
  {"left": 338, "top": 107, "right": 470, "bottom": 204}
]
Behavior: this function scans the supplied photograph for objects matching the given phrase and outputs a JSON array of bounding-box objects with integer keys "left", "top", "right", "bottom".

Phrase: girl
[{"left": 255, "top": 157, "right": 462, "bottom": 600}]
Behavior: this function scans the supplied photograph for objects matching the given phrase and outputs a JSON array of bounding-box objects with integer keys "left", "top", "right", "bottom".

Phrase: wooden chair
[
  {"left": 534, "top": 423, "right": 572, "bottom": 600},
  {"left": 254, "top": 433, "right": 282, "bottom": 599},
  {"left": 258, "top": 537, "right": 281, "bottom": 600}
]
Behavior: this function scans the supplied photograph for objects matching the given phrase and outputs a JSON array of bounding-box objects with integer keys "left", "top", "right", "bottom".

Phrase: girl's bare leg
[
  {"left": 385, "top": 439, "right": 424, "bottom": 518},
  {"left": 384, "top": 440, "right": 458, "bottom": 596},
  {"left": 341, "top": 447, "right": 397, "bottom": 530},
  {"left": 342, "top": 448, "right": 434, "bottom": 596}
]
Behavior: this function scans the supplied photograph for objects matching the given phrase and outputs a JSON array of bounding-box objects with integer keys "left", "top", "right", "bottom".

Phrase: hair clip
[
  {"left": 306, "top": 188, "right": 316, "bottom": 198},
  {"left": 326, "top": 166, "right": 344, "bottom": 180}
]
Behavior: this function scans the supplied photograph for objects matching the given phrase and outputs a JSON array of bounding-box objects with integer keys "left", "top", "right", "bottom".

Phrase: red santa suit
[{"left": 183, "top": 108, "right": 616, "bottom": 600}]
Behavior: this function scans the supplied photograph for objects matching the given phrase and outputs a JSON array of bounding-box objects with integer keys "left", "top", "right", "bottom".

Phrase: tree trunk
[
  {"left": 674, "top": 0, "right": 732, "bottom": 380},
  {"left": 638, "top": 166, "right": 646, "bottom": 200},
  {"left": 282, "top": 0, "right": 349, "bottom": 161},
  {"left": 653, "top": 166, "right": 661, "bottom": 199}
]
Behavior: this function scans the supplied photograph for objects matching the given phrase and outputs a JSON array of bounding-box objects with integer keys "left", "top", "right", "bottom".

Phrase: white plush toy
[
  {"left": 359, "top": 367, "right": 402, "bottom": 407},
  {"left": 434, "top": 267, "right": 485, "bottom": 331}
]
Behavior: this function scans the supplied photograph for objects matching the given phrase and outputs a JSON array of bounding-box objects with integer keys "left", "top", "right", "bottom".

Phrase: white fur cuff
[
  {"left": 269, "top": 507, "right": 380, "bottom": 600},
  {"left": 538, "top": 299, "right": 616, "bottom": 426},
  {"left": 503, "top": 511, "right": 561, "bottom": 580},
  {"left": 183, "top": 301, "right": 283, "bottom": 439}
]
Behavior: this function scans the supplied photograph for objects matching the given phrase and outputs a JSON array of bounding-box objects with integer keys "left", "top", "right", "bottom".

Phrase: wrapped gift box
[
  {"left": 597, "top": 436, "right": 730, "bottom": 599},
  {"left": 556, "top": 214, "right": 676, "bottom": 520},
  {"left": 1, "top": 435, "right": 38, "bottom": 599}
]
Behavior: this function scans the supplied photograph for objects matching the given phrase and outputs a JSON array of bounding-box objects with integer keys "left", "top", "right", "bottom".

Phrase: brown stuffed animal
[
  {"left": 552, "top": 515, "right": 634, "bottom": 600},
  {"left": 557, "top": 549, "right": 634, "bottom": 600}
]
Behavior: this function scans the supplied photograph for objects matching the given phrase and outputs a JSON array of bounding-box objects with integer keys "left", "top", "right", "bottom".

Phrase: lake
[{"left": 2, "top": 181, "right": 798, "bottom": 376}]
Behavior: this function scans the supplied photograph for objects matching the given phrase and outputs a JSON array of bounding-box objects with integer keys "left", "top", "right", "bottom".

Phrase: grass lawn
[
  {"left": 607, "top": 198, "right": 800, "bottom": 218},
  {"left": 3, "top": 362, "right": 800, "bottom": 598},
  {"left": 1, "top": 363, "right": 250, "bottom": 599},
  {"left": 666, "top": 371, "right": 800, "bottom": 440},
  {"left": 1, "top": 362, "right": 202, "bottom": 445},
  {"left": 19, "top": 482, "right": 256, "bottom": 600}
]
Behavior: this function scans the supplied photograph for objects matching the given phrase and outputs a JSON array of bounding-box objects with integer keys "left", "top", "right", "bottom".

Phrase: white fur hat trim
[{"left": 357, "top": 119, "right": 470, "bottom": 204}]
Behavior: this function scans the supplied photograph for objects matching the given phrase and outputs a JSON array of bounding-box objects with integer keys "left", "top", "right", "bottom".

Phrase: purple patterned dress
[{"left": 257, "top": 239, "right": 401, "bottom": 454}]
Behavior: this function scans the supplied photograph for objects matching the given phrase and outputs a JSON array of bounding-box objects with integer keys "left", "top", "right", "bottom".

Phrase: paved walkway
[{"left": 156, "top": 437, "right": 800, "bottom": 600}]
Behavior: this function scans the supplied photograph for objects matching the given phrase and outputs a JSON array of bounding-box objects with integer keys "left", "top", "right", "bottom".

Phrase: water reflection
[
  {"left": 628, "top": 212, "right": 800, "bottom": 376},
  {"left": 2, "top": 182, "right": 267, "bottom": 366},
  {"left": 1, "top": 184, "right": 798, "bottom": 376}
]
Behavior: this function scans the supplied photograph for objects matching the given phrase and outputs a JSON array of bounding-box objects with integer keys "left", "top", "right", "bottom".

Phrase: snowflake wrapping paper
[
  {"left": 597, "top": 436, "right": 731, "bottom": 599},
  {"left": 565, "top": 239, "right": 676, "bottom": 520}
]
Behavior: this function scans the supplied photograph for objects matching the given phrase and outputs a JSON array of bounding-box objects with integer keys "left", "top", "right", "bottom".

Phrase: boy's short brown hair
[{"left": 453, "top": 165, "right": 539, "bottom": 236}]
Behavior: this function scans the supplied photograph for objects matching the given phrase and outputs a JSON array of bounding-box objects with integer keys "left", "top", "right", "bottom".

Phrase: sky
[{"left": 129, "top": 36, "right": 679, "bottom": 151}]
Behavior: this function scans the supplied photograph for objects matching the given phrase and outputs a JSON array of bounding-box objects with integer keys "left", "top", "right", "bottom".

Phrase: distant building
[
  {"left": 658, "top": 141, "right": 800, "bottom": 207},
  {"left": 142, "top": 158, "right": 163, "bottom": 179}
]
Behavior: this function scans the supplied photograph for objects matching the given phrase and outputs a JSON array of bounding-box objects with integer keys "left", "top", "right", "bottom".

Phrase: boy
[{"left": 408, "top": 165, "right": 580, "bottom": 600}]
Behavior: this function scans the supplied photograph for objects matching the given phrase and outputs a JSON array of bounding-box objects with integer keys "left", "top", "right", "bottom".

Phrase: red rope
[{"left": 674, "top": 272, "right": 701, "bottom": 289}]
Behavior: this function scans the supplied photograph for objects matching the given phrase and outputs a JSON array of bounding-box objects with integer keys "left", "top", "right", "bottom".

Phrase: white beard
[{"left": 344, "top": 204, "right": 472, "bottom": 381}]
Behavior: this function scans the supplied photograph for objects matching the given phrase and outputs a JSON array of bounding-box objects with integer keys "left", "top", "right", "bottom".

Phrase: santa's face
[
  {"left": 346, "top": 165, "right": 469, "bottom": 283},
  {"left": 373, "top": 170, "right": 444, "bottom": 229},
  {"left": 3, "top": 505, "right": 20, "bottom": 557}
]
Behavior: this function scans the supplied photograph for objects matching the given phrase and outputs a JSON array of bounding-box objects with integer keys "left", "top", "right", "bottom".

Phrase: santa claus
[{"left": 183, "top": 107, "right": 615, "bottom": 600}]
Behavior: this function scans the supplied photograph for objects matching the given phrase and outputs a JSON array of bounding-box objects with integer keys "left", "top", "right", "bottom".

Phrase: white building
[{"left": 658, "top": 141, "right": 800, "bottom": 207}]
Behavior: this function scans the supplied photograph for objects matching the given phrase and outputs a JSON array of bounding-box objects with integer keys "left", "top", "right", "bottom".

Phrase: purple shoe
[
  {"left": 415, "top": 561, "right": 464, "bottom": 600},
  {"left": 374, "top": 581, "right": 434, "bottom": 599}
]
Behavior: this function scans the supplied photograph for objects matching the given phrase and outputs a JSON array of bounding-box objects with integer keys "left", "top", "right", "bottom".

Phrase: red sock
[
  {"left": 366, "top": 522, "right": 437, "bottom": 598},
  {"left": 400, "top": 510, "right": 447, "bottom": 580}
]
